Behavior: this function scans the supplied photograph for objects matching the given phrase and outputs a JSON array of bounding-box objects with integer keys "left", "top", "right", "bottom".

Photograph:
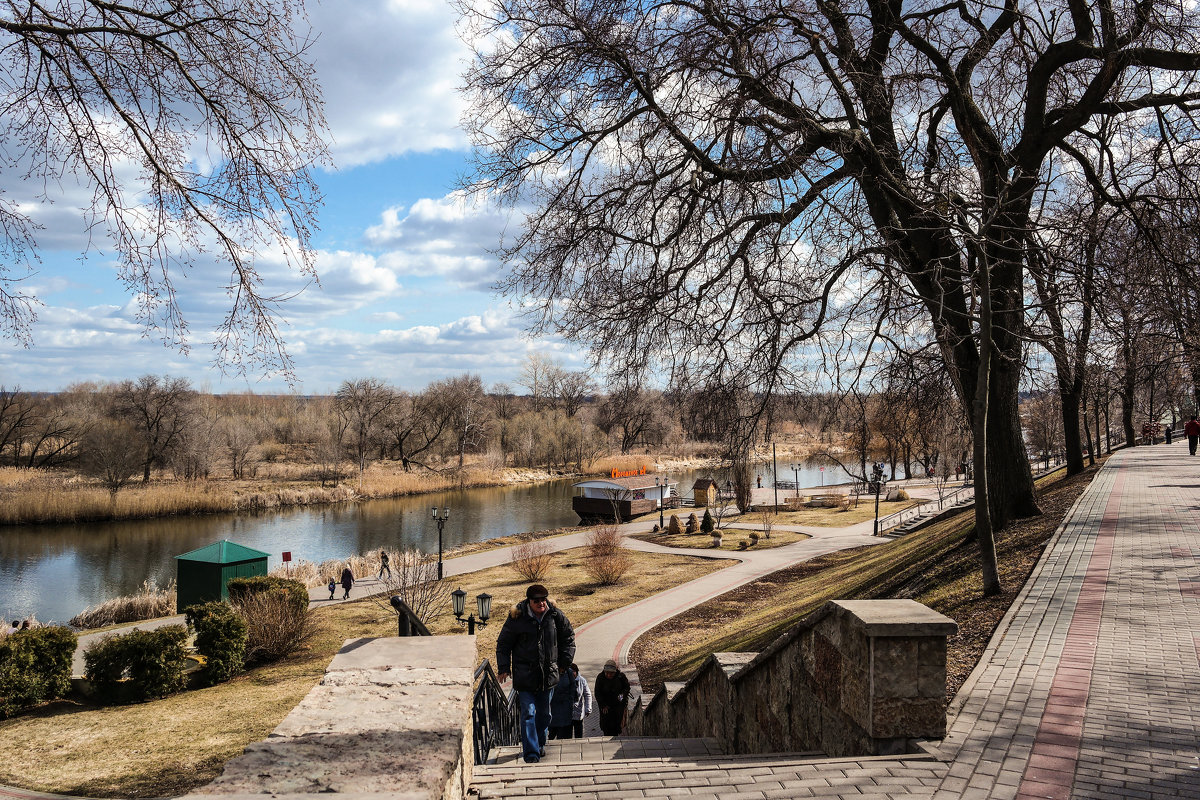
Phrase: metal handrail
[
  {"left": 877, "top": 484, "right": 976, "bottom": 533},
  {"left": 471, "top": 659, "right": 519, "bottom": 765}
]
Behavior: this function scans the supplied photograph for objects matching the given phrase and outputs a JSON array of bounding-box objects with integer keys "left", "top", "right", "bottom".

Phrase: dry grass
[
  {"left": 756, "top": 498, "right": 924, "bottom": 527},
  {"left": 69, "top": 580, "right": 177, "bottom": 630},
  {"left": 634, "top": 529, "right": 811, "bottom": 551},
  {"left": 0, "top": 547, "right": 727, "bottom": 798},
  {"left": 631, "top": 461, "right": 1104, "bottom": 697}
]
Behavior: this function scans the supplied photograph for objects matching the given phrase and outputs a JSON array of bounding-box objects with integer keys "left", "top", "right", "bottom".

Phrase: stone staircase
[{"left": 471, "top": 737, "right": 944, "bottom": 799}]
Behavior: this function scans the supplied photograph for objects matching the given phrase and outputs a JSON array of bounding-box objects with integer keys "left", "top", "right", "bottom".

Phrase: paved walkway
[{"left": 475, "top": 443, "right": 1200, "bottom": 798}]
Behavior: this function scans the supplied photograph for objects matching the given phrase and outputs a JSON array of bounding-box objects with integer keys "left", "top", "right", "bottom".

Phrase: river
[{"left": 1, "top": 460, "right": 842, "bottom": 624}]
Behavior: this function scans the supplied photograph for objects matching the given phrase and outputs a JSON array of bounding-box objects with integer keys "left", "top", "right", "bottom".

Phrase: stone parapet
[
  {"left": 181, "top": 635, "right": 475, "bottom": 800},
  {"left": 629, "top": 600, "right": 956, "bottom": 758}
]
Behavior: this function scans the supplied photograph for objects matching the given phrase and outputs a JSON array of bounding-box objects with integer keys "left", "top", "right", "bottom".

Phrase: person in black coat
[
  {"left": 594, "top": 659, "right": 631, "bottom": 736},
  {"left": 340, "top": 566, "right": 354, "bottom": 599},
  {"left": 495, "top": 584, "right": 576, "bottom": 763}
]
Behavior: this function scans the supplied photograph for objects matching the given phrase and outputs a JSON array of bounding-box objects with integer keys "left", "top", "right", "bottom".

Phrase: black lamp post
[
  {"left": 655, "top": 476, "right": 665, "bottom": 529},
  {"left": 431, "top": 506, "right": 450, "bottom": 580},
  {"left": 791, "top": 463, "right": 800, "bottom": 498},
  {"left": 451, "top": 588, "right": 493, "bottom": 635},
  {"left": 872, "top": 462, "right": 886, "bottom": 537}
]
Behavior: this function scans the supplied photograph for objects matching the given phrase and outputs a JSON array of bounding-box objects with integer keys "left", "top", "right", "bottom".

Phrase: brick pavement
[{"left": 475, "top": 444, "right": 1200, "bottom": 799}]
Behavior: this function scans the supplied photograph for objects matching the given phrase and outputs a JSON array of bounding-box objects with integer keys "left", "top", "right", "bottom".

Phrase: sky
[{"left": 0, "top": 0, "right": 586, "bottom": 395}]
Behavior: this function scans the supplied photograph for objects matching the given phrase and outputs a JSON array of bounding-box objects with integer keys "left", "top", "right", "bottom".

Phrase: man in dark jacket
[{"left": 496, "top": 583, "right": 576, "bottom": 763}]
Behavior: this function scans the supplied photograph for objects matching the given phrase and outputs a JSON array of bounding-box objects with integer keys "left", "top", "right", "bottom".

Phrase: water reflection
[{"left": 0, "top": 460, "right": 840, "bottom": 623}]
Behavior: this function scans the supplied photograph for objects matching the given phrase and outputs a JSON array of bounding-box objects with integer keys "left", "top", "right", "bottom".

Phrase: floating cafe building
[{"left": 571, "top": 467, "right": 679, "bottom": 523}]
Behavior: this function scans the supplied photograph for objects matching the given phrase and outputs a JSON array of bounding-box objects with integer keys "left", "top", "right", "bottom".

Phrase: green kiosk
[{"left": 175, "top": 540, "right": 271, "bottom": 609}]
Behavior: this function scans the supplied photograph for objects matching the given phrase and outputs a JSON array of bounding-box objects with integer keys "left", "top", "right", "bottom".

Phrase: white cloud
[
  {"left": 365, "top": 190, "right": 518, "bottom": 289},
  {"left": 310, "top": 0, "right": 470, "bottom": 167}
]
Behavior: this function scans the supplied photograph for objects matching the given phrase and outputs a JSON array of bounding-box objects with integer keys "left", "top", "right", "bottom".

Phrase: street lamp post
[
  {"left": 451, "top": 588, "right": 493, "bottom": 635},
  {"left": 655, "top": 476, "right": 665, "bottom": 529},
  {"left": 431, "top": 506, "right": 450, "bottom": 580},
  {"left": 872, "top": 462, "right": 885, "bottom": 537},
  {"left": 792, "top": 464, "right": 800, "bottom": 499}
]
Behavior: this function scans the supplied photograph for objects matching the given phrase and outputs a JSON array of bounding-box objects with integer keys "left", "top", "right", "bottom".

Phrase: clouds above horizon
[{"left": 0, "top": 0, "right": 588, "bottom": 394}]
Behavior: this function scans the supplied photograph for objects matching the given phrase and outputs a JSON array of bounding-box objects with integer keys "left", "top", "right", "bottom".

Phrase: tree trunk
[{"left": 1060, "top": 383, "right": 1086, "bottom": 476}]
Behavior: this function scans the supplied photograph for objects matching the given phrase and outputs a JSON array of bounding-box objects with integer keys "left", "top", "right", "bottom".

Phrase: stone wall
[
  {"left": 628, "top": 600, "right": 956, "bottom": 758},
  {"left": 179, "top": 635, "right": 476, "bottom": 800}
]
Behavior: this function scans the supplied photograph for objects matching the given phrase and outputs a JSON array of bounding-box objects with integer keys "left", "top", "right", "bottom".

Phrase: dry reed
[{"left": 69, "top": 580, "right": 177, "bottom": 629}]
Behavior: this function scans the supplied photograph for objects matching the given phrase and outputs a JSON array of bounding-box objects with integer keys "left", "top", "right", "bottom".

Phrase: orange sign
[{"left": 611, "top": 466, "right": 648, "bottom": 479}]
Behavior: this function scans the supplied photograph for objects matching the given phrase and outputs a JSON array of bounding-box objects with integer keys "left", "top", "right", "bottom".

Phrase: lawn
[
  {"left": 633, "top": 528, "right": 811, "bottom": 552},
  {"left": 0, "top": 546, "right": 727, "bottom": 798},
  {"left": 760, "top": 497, "right": 925, "bottom": 526},
  {"left": 631, "top": 461, "right": 1100, "bottom": 698}
]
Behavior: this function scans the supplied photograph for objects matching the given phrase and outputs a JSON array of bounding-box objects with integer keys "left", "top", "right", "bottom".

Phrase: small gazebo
[{"left": 175, "top": 540, "right": 270, "bottom": 609}]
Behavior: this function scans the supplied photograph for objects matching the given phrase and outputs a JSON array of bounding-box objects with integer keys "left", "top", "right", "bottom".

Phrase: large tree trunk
[{"left": 1060, "top": 382, "right": 1086, "bottom": 476}]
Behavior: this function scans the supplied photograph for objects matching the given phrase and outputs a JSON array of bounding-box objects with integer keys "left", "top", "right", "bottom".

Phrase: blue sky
[{"left": 0, "top": 0, "right": 584, "bottom": 394}]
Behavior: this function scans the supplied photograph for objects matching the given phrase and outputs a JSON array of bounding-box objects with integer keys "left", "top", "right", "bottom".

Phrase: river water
[{"left": 1, "top": 460, "right": 841, "bottom": 624}]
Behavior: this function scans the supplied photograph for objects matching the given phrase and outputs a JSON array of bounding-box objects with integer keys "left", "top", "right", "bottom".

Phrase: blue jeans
[{"left": 516, "top": 688, "right": 554, "bottom": 759}]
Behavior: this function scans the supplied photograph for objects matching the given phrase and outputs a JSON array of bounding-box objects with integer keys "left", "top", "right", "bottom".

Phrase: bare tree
[
  {"left": 0, "top": 0, "right": 328, "bottom": 372},
  {"left": 367, "top": 551, "right": 452, "bottom": 625},
  {"left": 335, "top": 379, "right": 399, "bottom": 478},
  {"left": 110, "top": 375, "right": 196, "bottom": 482},
  {"left": 78, "top": 419, "right": 143, "bottom": 495},
  {"left": 432, "top": 374, "right": 489, "bottom": 469},
  {"left": 461, "top": 0, "right": 1200, "bottom": 595}
]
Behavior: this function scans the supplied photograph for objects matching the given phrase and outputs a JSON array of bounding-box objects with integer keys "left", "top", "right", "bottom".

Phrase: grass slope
[{"left": 631, "top": 462, "right": 1093, "bottom": 698}]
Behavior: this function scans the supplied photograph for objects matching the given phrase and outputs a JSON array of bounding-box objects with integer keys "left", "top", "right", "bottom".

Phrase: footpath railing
[
  {"left": 471, "top": 659, "right": 519, "bottom": 765},
  {"left": 876, "top": 484, "right": 976, "bottom": 534}
]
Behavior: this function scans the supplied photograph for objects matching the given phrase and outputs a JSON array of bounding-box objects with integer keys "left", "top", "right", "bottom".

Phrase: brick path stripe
[{"left": 1015, "top": 466, "right": 1124, "bottom": 800}]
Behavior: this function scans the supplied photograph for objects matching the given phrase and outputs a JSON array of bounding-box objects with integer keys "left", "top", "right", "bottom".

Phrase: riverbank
[
  {"left": 0, "top": 437, "right": 843, "bottom": 528},
  {"left": 0, "top": 451, "right": 742, "bottom": 527}
]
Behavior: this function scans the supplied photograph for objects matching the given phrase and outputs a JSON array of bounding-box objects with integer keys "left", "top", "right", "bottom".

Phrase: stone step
[{"left": 472, "top": 740, "right": 941, "bottom": 799}]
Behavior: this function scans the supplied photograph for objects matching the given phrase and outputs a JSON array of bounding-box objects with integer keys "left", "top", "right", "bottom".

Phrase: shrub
[
  {"left": 896, "top": 489, "right": 910, "bottom": 500},
  {"left": 0, "top": 626, "right": 76, "bottom": 718},
  {"left": 236, "top": 591, "right": 316, "bottom": 666},
  {"left": 667, "top": 514, "right": 682, "bottom": 536},
  {"left": 700, "top": 509, "right": 714, "bottom": 535},
  {"left": 584, "top": 551, "right": 633, "bottom": 586},
  {"left": 184, "top": 602, "right": 247, "bottom": 685},
  {"left": 509, "top": 535, "right": 554, "bottom": 581},
  {"left": 748, "top": 531, "right": 760, "bottom": 545},
  {"left": 227, "top": 576, "right": 308, "bottom": 615},
  {"left": 84, "top": 625, "right": 189, "bottom": 703},
  {"left": 586, "top": 526, "right": 622, "bottom": 557},
  {"left": 737, "top": 539, "right": 750, "bottom": 550},
  {"left": 69, "top": 579, "right": 177, "bottom": 630}
]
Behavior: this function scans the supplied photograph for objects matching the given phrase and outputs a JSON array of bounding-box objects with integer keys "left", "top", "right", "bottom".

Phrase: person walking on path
[
  {"left": 495, "top": 583, "right": 576, "bottom": 763},
  {"left": 340, "top": 565, "right": 354, "bottom": 600},
  {"left": 1185, "top": 415, "right": 1200, "bottom": 455},
  {"left": 594, "top": 659, "right": 631, "bottom": 736},
  {"left": 378, "top": 550, "right": 391, "bottom": 580},
  {"left": 327, "top": 578, "right": 336, "bottom": 600},
  {"left": 548, "top": 669, "right": 575, "bottom": 740},
  {"left": 568, "top": 663, "right": 592, "bottom": 738}
]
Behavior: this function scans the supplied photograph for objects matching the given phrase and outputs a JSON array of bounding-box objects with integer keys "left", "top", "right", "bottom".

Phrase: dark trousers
[
  {"left": 571, "top": 719, "right": 584, "bottom": 738},
  {"left": 548, "top": 725, "right": 572, "bottom": 740},
  {"left": 1189, "top": 435, "right": 1198, "bottom": 456},
  {"left": 599, "top": 707, "right": 624, "bottom": 736}
]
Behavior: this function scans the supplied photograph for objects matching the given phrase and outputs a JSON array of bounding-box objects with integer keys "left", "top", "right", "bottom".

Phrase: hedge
[
  {"left": 83, "top": 625, "right": 189, "bottom": 703},
  {"left": 0, "top": 626, "right": 76, "bottom": 718},
  {"left": 184, "top": 602, "right": 247, "bottom": 685}
]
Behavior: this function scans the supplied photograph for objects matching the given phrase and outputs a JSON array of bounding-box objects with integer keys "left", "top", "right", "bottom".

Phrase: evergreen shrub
[
  {"left": 700, "top": 509, "right": 715, "bottom": 534},
  {"left": 83, "top": 625, "right": 189, "bottom": 703},
  {"left": 184, "top": 602, "right": 247, "bottom": 685},
  {"left": 0, "top": 626, "right": 76, "bottom": 718}
]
